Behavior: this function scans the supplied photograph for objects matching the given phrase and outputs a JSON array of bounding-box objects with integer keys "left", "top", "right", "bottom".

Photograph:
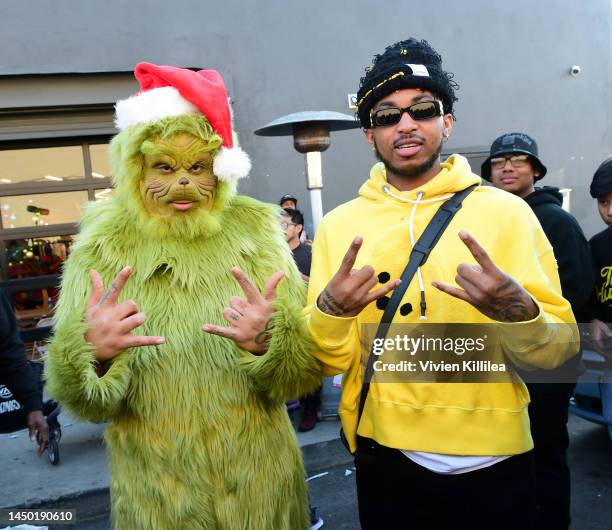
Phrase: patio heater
[{"left": 254, "top": 111, "right": 360, "bottom": 230}]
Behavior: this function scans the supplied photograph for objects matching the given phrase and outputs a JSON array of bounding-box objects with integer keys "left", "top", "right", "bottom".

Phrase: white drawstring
[
  {"left": 382, "top": 185, "right": 454, "bottom": 204},
  {"left": 383, "top": 185, "right": 453, "bottom": 320}
]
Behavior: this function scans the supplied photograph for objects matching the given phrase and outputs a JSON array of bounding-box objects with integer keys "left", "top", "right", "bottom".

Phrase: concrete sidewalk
[
  {"left": 2, "top": 414, "right": 611, "bottom": 529},
  {"left": 0, "top": 408, "right": 344, "bottom": 510}
]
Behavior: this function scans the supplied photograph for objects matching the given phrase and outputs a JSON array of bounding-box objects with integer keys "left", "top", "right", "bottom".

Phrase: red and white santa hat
[{"left": 115, "top": 62, "right": 250, "bottom": 181}]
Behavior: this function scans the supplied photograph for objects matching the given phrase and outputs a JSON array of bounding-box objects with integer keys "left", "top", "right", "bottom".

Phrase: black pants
[
  {"left": 527, "top": 384, "right": 574, "bottom": 530},
  {"left": 300, "top": 384, "right": 322, "bottom": 413},
  {"left": 355, "top": 437, "right": 536, "bottom": 530}
]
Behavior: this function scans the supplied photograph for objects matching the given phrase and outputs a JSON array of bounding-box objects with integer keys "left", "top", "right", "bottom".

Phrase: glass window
[
  {"left": 94, "top": 187, "right": 114, "bottom": 201},
  {"left": 0, "top": 146, "right": 85, "bottom": 185},
  {"left": 5, "top": 235, "right": 74, "bottom": 280},
  {"left": 89, "top": 143, "right": 113, "bottom": 179},
  {"left": 12, "top": 287, "right": 55, "bottom": 325},
  {"left": 0, "top": 190, "right": 89, "bottom": 229},
  {"left": 4, "top": 234, "right": 74, "bottom": 326}
]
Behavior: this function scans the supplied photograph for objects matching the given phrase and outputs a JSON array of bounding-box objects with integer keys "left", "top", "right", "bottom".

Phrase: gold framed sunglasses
[
  {"left": 370, "top": 100, "right": 443, "bottom": 128},
  {"left": 490, "top": 154, "right": 530, "bottom": 170}
]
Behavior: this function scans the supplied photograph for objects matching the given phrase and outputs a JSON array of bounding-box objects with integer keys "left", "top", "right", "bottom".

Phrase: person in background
[
  {"left": 588, "top": 158, "right": 612, "bottom": 439},
  {"left": 483, "top": 132, "right": 593, "bottom": 530},
  {"left": 282, "top": 208, "right": 312, "bottom": 282},
  {"left": 280, "top": 195, "right": 313, "bottom": 242},
  {"left": 281, "top": 207, "right": 321, "bottom": 433},
  {"left": 280, "top": 193, "right": 298, "bottom": 210},
  {"left": 0, "top": 290, "right": 48, "bottom": 454}
]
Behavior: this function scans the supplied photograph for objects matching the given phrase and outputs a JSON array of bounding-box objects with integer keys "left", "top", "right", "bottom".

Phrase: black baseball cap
[
  {"left": 481, "top": 132, "right": 547, "bottom": 181},
  {"left": 279, "top": 194, "right": 298, "bottom": 206}
]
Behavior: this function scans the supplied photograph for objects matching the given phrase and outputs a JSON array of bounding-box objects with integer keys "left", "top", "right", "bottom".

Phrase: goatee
[{"left": 374, "top": 139, "right": 443, "bottom": 179}]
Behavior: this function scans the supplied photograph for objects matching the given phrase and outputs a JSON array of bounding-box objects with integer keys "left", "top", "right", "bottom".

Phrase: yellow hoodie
[{"left": 305, "top": 155, "right": 578, "bottom": 455}]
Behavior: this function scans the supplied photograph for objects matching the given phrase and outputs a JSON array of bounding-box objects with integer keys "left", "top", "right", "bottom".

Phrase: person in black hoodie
[
  {"left": 588, "top": 158, "right": 612, "bottom": 439},
  {"left": 483, "top": 132, "right": 593, "bottom": 530},
  {"left": 0, "top": 290, "right": 48, "bottom": 454}
]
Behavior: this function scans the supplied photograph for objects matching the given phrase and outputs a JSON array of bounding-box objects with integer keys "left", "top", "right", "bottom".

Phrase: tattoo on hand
[
  {"left": 230, "top": 312, "right": 239, "bottom": 321},
  {"left": 254, "top": 318, "right": 273, "bottom": 345},
  {"left": 488, "top": 280, "right": 535, "bottom": 322},
  {"left": 496, "top": 299, "right": 534, "bottom": 322},
  {"left": 494, "top": 280, "right": 513, "bottom": 294},
  {"left": 97, "top": 281, "right": 117, "bottom": 308},
  {"left": 318, "top": 288, "right": 353, "bottom": 316}
]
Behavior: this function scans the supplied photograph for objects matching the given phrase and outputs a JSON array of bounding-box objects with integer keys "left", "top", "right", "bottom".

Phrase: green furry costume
[{"left": 46, "top": 115, "right": 321, "bottom": 530}]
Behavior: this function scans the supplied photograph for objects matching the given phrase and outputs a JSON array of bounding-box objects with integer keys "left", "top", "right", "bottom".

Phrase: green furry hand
[
  {"left": 85, "top": 266, "right": 165, "bottom": 362},
  {"left": 202, "top": 267, "right": 284, "bottom": 355}
]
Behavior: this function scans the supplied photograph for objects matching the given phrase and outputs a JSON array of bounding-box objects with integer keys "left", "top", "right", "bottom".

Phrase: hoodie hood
[
  {"left": 359, "top": 154, "right": 481, "bottom": 203},
  {"left": 524, "top": 186, "right": 563, "bottom": 209}
]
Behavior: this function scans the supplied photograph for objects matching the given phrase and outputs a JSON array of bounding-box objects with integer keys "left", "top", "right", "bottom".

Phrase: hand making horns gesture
[
  {"left": 317, "top": 237, "right": 401, "bottom": 318},
  {"left": 85, "top": 266, "right": 165, "bottom": 362},
  {"left": 432, "top": 230, "right": 539, "bottom": 323},
  {"left": 203, "top": 267, "right": 285, "bottom": 355}
]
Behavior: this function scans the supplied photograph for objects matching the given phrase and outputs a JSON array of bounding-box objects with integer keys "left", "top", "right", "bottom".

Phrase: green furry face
[
  {"left": 109, "top": 115, "right": 236, "bottom": 241},
  {"left": 140, "top": 133, "right": 218, "bottom": 219}
]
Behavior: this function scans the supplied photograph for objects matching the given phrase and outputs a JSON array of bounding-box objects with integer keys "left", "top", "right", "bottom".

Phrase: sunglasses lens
[
  {"left": 372, "top": 108, "right": 402, "bottom": 127},
  {"left": 408, "top": 101, "right": 439, "bottom": 120},
  {"left": 371, "top": 101, "right": 441, "bottom": 127}
]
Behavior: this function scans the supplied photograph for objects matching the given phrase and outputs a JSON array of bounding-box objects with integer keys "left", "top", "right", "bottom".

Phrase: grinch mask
[
  {"left": 140, "top": 133, "right": 218, "bottom": 219},
  {"left": 109, "top": 114, "right": 235, "bottom": 241}
]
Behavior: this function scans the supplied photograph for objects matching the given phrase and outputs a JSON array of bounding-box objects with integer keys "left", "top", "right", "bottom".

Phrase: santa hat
[{"left": 114, "top": 62, "right": 250, "bottom": 181}]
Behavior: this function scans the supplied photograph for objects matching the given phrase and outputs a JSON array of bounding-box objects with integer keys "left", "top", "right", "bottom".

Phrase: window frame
[{"left": 0, "top": 136, "right": 112, "bottom": 301}]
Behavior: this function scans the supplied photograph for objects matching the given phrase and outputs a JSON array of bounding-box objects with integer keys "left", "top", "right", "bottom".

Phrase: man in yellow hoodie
[{"left": 305, "top": 39, "right": 578, "bottom": 530}]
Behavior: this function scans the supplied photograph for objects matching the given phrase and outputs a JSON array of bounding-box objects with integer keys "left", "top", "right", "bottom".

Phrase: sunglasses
[
  {"left": 370, "top": 100, "right": 443, "bottom": 128},
  {"left": 490, "top": 154, "right": 530, "bottom": 170}
]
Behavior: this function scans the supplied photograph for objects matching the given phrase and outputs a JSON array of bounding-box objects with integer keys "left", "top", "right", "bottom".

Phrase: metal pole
[
  {"left": 305, "top": 151, "right": 323, "bottom": 230},
  {"left": 309, "top": 189, "right": 323, "bottom": 230}
]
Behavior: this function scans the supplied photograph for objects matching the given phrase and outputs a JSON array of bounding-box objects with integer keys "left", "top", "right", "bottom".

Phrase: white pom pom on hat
[{"left": 114, "top": 62, "right": 250, "bottom": 181}]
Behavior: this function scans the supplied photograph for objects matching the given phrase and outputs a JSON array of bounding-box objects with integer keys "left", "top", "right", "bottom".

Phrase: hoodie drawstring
[{"left": 382, "top": 185, "right": 454, "bottom": 320}]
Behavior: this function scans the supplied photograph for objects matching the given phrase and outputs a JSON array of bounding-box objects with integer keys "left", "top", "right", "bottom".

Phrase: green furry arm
[
  {"left": 232, "top": 197, "right": 322, "bottom": 402},
  {"left": 45, "top": 240, "right": 132, "bottom": 423}
]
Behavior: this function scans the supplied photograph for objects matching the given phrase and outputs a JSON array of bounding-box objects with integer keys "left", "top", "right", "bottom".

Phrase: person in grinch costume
[{"left": 46, "top": 63, "right": 321, "bottom": 530}]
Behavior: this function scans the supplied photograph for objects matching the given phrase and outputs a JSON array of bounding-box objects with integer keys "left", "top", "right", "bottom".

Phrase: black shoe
[{"left": 309, "top": 506, "right": 324, "bottom": 529}]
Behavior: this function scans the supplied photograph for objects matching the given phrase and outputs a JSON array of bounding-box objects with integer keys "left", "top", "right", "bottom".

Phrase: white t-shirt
[{"left": 401, "top": 450, "right": 511, "bottom": 474}]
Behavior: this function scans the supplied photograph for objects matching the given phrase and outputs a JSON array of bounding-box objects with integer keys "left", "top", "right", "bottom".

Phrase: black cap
[
  {"left": 279, "top": 194, "right": 298, "bottom": 206},
  {"left": 481, "top": 132, "right": 547, "bottom": 181},
  {"left": 356, "top": 39, "right": 459, "bottom": 128},
  {"left": 590, "top": 158, "right": 612, "bottom": 198}
]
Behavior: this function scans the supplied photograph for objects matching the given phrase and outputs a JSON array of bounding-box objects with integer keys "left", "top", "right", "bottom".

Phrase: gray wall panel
[{"left": 0, "top": 0, "right": 610, "bottom": 236}]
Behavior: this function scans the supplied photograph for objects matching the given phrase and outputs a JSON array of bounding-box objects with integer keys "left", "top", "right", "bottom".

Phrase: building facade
[{"left": 1, "top": 0, "right": 611, "bottom": 322}]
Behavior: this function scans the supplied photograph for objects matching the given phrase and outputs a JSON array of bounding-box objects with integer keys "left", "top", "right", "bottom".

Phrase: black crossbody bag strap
[{"left": 356, "top": 183, "right": 478, "bottom": 424}]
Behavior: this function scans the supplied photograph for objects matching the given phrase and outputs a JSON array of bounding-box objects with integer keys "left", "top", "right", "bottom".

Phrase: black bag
[{"left": 338, "top": 184, "right": 478, "bottom": 455}]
